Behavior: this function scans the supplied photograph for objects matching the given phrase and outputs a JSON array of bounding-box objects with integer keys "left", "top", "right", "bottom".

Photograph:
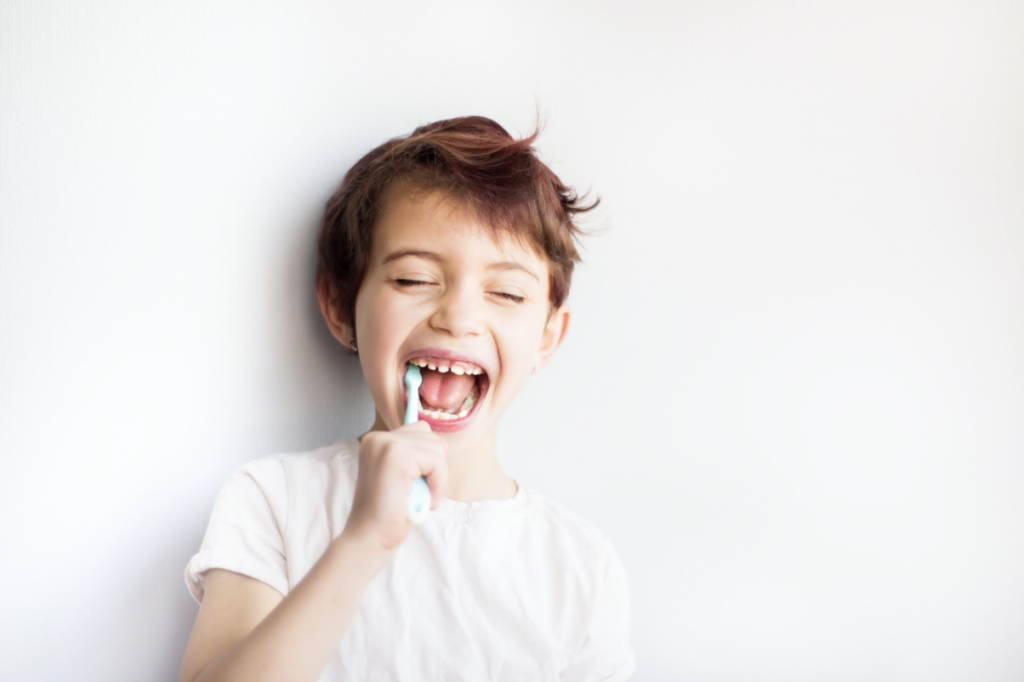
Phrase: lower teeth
[
  {"left": 421, "top": 408, "right": 468, "bottom": 421},
  {"left": 420, "top": 384, "right": 478, "bottom": 421}
]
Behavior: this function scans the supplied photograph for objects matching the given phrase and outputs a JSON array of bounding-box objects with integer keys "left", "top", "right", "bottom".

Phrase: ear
[
  {"left": 532, "top": 305, "right": 571, "bottom": 374},
  {"left": 316, "top": 277, "right": 357, "bottom": 351}
]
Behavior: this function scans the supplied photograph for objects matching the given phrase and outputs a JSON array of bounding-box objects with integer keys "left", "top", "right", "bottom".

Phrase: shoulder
[
  {"left": 212, "top": 439, "right": 359, "bottom": 527},
  {"left": 228, "top": 439, "right": 359, "bottom": 492},
  {"left": 526, "top": 492, "right": 608, "bottom": 545},
  {"left": 522, "top": 491, "right": 626, "bottom": 587},
  {"left": 186, "top": 439, "right": 360, "bottom": 600},
  {"left": 519, "top": 492, "right": 635, "bottom": 678}
]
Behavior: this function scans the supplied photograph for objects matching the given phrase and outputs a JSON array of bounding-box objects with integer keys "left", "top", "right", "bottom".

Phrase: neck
[{"left": 367, "top": 411, "right": 517, "bottom": 502}]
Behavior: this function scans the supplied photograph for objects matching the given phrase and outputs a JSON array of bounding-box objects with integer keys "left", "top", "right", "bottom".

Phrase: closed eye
[
  {"left": 394, "top": 278, "right": 434, "bottom": 288},
  {"left": 492, "top": 291, "right": 525, "bottom": 304}
]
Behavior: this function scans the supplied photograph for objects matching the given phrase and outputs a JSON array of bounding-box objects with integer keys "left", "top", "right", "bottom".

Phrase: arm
[
  {"left": 179, "top": 423, "right": 447, "bottom": 682},
  {"left": 179, "top": 532, "right": 389, "bottom": 682}
]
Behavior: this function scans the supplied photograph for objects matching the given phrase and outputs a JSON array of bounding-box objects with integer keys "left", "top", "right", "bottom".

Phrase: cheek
[
  {"left": 352, "top": 288, "right": 402, "bottom": 391},
  {"left": 355, "top": 285, "right": 404, "bottom": 347},
  {"left": 498, "top": 315, "right": 548, "bottom": 370}
]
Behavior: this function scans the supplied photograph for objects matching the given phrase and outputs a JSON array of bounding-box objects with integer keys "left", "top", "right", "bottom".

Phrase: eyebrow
[
  {"left": 486, "top": 261, "right": 540, "bottom": 282},
  {"left": 382, "top": 249, "right": 540, "bottom": 282},
  {"left": 382, "top": 249, "right": 442, "bottom": 266}
]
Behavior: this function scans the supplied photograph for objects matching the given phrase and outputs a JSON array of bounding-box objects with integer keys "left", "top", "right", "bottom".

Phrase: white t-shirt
[{"left": 185, "top": 439, "right": 635, "bottom": 682}]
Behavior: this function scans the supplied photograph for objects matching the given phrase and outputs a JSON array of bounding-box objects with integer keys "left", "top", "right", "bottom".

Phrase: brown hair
[{"left": 316, "top": 116, "right": 596, "bottom": 323}]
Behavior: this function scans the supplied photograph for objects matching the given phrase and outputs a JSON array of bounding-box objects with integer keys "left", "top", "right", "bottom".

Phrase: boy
[{"left": 180, "top": 117, "right": 634, "bottom": 682}]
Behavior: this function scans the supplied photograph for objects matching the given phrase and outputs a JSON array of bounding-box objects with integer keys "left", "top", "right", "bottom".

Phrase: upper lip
[{"left": 400, "top": 347, "right": 493, "bottom": 378}]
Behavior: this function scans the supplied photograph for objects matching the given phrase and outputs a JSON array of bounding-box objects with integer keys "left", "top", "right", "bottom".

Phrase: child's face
[{"left": 348, "top": 186, "right": 568, "bottom": 441}]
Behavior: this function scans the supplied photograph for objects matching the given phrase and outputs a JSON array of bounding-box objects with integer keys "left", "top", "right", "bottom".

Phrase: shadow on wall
[
  {"left": 154, "top": 527, "right": 207, "bottom": 681},
  {"left": 266, "top": 207, "right": 375, "bottom": 451},
  {"left": 163, "top": 209, "right": 374, "bottom": 678},
  {"left": 80, "top": 511, "right": 209, "bottom": 681}
]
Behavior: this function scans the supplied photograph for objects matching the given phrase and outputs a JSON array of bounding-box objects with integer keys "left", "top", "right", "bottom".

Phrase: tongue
[{"left": 418, "top": 368, "right": 476, "bottom": 411}]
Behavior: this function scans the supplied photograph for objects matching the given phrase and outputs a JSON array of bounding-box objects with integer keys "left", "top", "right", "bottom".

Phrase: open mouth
[{"left": 405, "top": 356, "right": 488, "bottom": 424}]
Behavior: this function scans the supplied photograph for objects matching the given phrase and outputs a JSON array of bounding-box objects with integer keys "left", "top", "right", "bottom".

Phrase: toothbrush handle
[
  {"left": 407, "top": 476, "right": 431, "bottom": 524},
  {"left": 404, "top": 382, "right": 431, "bottom": 524},
  {"left": 404, "top": 395, "right": 418, "bottom": 425}
]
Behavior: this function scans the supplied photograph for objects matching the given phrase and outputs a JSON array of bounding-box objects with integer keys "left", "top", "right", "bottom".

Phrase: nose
[{"left": 429, "top": 282, "right": 485, "bottom": 338}]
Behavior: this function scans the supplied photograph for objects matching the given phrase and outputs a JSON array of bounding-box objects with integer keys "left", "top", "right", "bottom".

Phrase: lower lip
[{"left": 403, "top": 378, "right": 487, "bottom": 433}]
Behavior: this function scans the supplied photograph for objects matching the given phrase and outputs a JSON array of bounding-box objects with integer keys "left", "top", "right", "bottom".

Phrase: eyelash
[
  {"left": 496, "top": 292, "right": 525, "bottom": 304},
  {"left": 394, "top": 278, "right": 431, "bottom": 288},
  {"left": 393, "top": 279, "right": 525, "bottom": 304}
]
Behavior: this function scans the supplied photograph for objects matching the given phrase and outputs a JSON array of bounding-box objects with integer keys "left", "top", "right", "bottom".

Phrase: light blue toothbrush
[{"left": 404, "top": 364, "right": 432, "bottom": 524}]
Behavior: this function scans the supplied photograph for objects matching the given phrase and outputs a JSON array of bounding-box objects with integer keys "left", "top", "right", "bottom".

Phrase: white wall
[{"left": 2, "top": 1, "right": 1022, "bottom": 680}]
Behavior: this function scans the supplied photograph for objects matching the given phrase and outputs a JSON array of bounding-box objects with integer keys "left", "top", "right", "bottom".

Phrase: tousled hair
[{"left": 316, "top": 116, "right": 596, "bottom": 323}]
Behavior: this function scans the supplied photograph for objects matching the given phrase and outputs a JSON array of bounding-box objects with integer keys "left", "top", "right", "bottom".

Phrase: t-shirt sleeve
[
  {"left": 562, "top": 538, "right": 636, "bottom": 682},
  {"left": 184, "top": 456, "right": 290, "bottom": 602}
]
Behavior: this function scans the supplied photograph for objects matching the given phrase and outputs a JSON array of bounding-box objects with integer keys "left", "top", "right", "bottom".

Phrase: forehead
[{"left": 371, "top": 183, "right": 547, "bottom": 270}]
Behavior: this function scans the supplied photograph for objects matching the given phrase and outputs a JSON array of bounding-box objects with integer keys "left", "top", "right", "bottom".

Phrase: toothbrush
[{"left": 404, "top": 364, "right": 432, "bottom": 524}]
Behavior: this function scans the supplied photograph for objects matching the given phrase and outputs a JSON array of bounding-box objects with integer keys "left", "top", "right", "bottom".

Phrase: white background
[{"left": 2, "top": 1, "right": 1022, "bottom": 680}]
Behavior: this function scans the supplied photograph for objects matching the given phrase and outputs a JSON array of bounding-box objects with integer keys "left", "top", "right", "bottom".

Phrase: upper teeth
[{"left": 408, "top": 357, "right": 483, "bottom": 375}]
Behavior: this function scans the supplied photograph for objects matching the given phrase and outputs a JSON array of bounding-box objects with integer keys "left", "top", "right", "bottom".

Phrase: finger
[
  {"left": 395, "top": 420, "right": 432, "bottom": 433},
  {"left": 392, "top": 436, "right": 447, "bottom": 508},
  {"left": 392, "top": 425, "right": 448, "bottom": 460},
  {"left": 422, "top": 457, "right": 448, "bottom": 510},
  {"left": 410, "top": 439, "right": 447, "bottom": 509}
]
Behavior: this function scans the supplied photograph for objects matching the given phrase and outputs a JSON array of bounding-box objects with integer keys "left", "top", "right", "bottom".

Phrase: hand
[{"left": 343, "top": 422, "right": 448, "bottom": 552}]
